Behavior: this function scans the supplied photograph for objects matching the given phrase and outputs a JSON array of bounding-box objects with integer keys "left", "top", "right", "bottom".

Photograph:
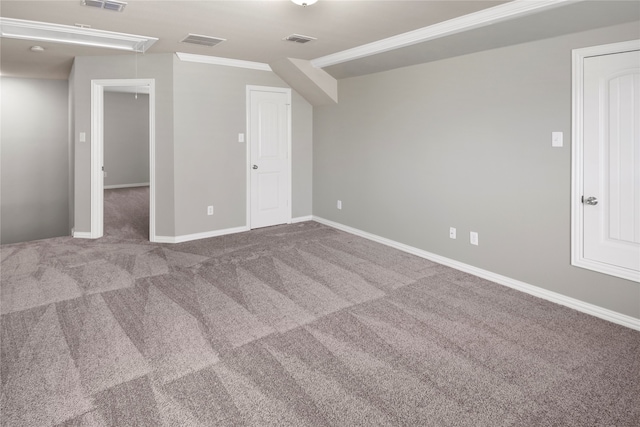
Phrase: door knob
[
  {"left": 583, "top": 196, "right": 598, "bottom": 205},
  {"left": 252, "top": 165, "right": 258, "bottom": 170}
]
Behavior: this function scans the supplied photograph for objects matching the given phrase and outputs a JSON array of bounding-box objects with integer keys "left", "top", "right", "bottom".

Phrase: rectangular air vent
[
  {"left": 82, "top": 0, "right": 127, "bottom": 12},
  {"left": 283, "top": 34, "right": 317, "bottom": 44},
  {"left": 180, "top": 33, "right": 226, "bottom": 47}
]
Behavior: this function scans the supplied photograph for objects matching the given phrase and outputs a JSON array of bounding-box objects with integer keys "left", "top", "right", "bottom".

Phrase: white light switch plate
[
  {"left": 238, "top": 133, "right": 245, "bottom": 143},
  {"left": 552, "top": 131, "right": 563, "bottom": 147},
  {"left": 470, "top": 231, "right": 479, "bottom": 246}
]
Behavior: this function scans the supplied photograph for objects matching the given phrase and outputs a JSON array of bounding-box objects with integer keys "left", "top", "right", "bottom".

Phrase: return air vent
[
  {"left": 180, "top": 33, "right": 226, "bottom": 47},
  {"left": 283, "top": 34, "right": 317, "bottom": 44},
  {"left": 82, "top": 0, "right": 127, "bottom": 12}
]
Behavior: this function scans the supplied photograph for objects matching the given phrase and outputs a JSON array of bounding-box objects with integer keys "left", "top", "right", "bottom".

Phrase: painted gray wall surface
[
  {"left": 72, "top": 54, "right": 175, "bottom": 236},
  {"left": 172, "top": 59, "right": 312, "bottom": 236},
  {"left": 313, "top": 22, "right": 640, "bottom": 318},
  {"left": 292, "top": 90, "right": 313, "bottom": 218},
  {"left": 68, "top": 63, "right": 75, "bottom": 237},
  {"left": 1, "top": 77, "right": 69, "bottom": 244},
  {"left": 104, "top": 92, "right": 150, "bottom": 187}
]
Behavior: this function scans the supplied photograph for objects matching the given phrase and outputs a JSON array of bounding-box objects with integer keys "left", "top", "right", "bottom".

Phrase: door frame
[
  {"left": 571, "top": 39, "right": 640, "bottom": 282},
  {"left": 245, "top": 85, "right": 292, "bottom": 229},
  {"left": 90, "top": 78, "right": 157, "bottom": 241}
]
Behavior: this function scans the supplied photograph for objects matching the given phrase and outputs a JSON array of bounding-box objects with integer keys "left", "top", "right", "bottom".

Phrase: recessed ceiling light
[
  {"left": 0, "top": 17, "right": 157, "bottom": 53},
  {"left": 82, "top": 0, "right": 127, "bottom": 12},
  {"left": 30, "top": 45, "right": 44, "bottom": 52}
]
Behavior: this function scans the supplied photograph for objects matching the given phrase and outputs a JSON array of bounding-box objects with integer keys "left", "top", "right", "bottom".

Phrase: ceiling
[{"left": 0, "top": 0, "right": 638, "bottom": 80}]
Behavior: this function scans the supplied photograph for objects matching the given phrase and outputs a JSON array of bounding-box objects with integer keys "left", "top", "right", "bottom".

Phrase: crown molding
[
  {"left": 0, "top": 17, "right": 157, "bottom": 52},
  {"left": 175, "top": 52, "right": 272, "bottom": 71},
  {"left": 311, "top": 0, "right": 578, "bottom": 69}
]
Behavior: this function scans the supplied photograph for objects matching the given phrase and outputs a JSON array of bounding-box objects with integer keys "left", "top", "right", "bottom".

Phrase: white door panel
[
  {"left": 258, "top": 173, "right": 280, "bottom": 211},
  {"left": 581, "top": 47, "right": 640, "bottom": 277},
  {"left": 248, "top": 88, "right": 291, "bottom": 229}
]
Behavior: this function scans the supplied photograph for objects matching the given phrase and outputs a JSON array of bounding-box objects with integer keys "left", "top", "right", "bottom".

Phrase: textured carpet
[
  {"left": 1, "top": 196, "right": 639, "bottom": 426},
  {"left": 103, "top": 186, "right": 150, "bottom": 241}
]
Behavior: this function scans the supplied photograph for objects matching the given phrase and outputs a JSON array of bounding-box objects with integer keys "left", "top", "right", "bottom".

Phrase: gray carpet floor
[{"left": 1, "top": 188, "right": 639, "bottom": 426}]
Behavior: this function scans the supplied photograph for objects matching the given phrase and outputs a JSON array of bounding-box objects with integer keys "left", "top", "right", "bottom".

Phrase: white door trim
[
  {"left": 245, "top": 85, "right": 292, "bottom": 229},
  {"left": 90, "top": 78, "right": 157, "bottom": 242},
  {"left": 571, "top": 39, "right": 640, "bottom": 282}
]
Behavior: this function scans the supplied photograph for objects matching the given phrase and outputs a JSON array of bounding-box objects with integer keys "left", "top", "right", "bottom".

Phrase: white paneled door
[
  {"left": 248, "top": 87, "right": 291, "bottom": 229},
  {"left": 581, "top": 47, "right": 640, "bottom": 279}
]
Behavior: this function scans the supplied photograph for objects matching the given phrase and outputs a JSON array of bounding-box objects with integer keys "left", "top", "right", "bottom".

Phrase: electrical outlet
[
  {"left": 470, "top": 231, "right": 479, "bottom": 246},
  {"left": 337, "top": 200, "right": 342, "bottom": 210},
  {"left": 103, "top": 171, "right": 107, "bottom": 178},
  {"left": 449, "top": 227, "right": 456, "bottom": 239},
  {"left": 207, "top": 206, "right": 214, "bottom": 216}
]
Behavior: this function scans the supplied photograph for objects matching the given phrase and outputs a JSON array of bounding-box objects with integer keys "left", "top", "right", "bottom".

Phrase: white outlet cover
[
  {"left": 449, "top": 227, "right": 456, "bottom": 239},
  {"left": 470, "top": 232, "right": 479, "bottom": 245}
]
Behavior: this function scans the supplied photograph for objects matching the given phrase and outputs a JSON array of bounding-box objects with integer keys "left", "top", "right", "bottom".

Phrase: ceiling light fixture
[
  {"left": 30, "top": 45, "right": 44, "bottom": 52},
  {"left": 0, "top": 17, "right": 157, "bottom": 53},
  {"left": 291, "top": 0, "right": 317, "bottom": 6}
]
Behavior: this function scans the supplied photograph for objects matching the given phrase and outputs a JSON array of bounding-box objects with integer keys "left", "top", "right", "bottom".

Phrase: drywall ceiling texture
[
  {"left": 312, "top": 21, "right": 640, "bottom": 319},
  {"left": 0, "top": 0, "right": 507, "bottom": 80},
  {"left": 323, "top": 0, "right": 640, "bottom": 79},
  {"left": 0, "top": 78, "right": 70, "bottom": 244},
  {"left": 71, "top": 53, "right": 175, "bottom": 237}
]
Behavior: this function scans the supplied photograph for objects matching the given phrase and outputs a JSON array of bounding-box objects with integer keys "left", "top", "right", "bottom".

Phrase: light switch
[
  {"left": 552, "top": 131, "right": 563, "bottom": 147},
  {"left": 79, "top": 132, "right": 86, "bottom": 142},
  {"left": 238, "top": 133, "right": 245, "bottom": 143}
]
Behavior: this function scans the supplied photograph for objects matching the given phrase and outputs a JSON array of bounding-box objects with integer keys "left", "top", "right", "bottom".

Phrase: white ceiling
[{"left": 0, "top": 0, "right": 638, "bottom": 80}]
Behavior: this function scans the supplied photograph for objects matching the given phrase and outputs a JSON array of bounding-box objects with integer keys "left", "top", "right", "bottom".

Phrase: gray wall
[
  {"left": 104, "top": 92, "right": 150, "bottom": 187},
  {"left": 313, "top": 21, "right": 640, "bottom": 318},
  {"left": 72, "top": 53, "right": 311, "bottom": 239},
  {"left": 68, "top": 63, "right": 75, "bottom": 237},
  {"left": 1, "top": 77, "right": 69, "bottom": 244},
  {"left": 292, "top": 90, "right": 313, "bottom": 218},
  {"left": 172, "top": 58, "right": 313, "bottom": 236},
  {"left": 71, "top": 53, "right": 175, "bottom": 236}
]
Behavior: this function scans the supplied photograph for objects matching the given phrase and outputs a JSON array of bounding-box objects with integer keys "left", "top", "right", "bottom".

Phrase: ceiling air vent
[
  {"left": 180, "top": 33, "right": 226, "bottom": 48},
  {"left": 82, "top": 0, "right": 127, "bottom": 12},
  {"left": 283, "top": 34, "right": 317, "bottom": 44}
]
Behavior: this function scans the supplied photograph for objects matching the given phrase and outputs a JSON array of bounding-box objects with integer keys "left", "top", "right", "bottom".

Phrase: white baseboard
[
  {"left": 312, "top": 216, "right": 640, "bottom": 331},
  {"left": 73, "top": 231, "right": 93, "bottom": 239},
  {"left": 155, "top": 218, "right": 313, "bottom": 243},
  {"left": 104, "top": 183, "right": 150, "bottom": 189},
  {"left": 291, "top": 215, "right": 313, "bottom": 224},
  {"left": 155, "top": 225, "right": 249, "bottom": 244}
]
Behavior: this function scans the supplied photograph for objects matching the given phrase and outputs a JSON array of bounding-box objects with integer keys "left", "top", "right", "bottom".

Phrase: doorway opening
[{"left": 90, "top": 79, "right": 157, "bottom": 242}]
